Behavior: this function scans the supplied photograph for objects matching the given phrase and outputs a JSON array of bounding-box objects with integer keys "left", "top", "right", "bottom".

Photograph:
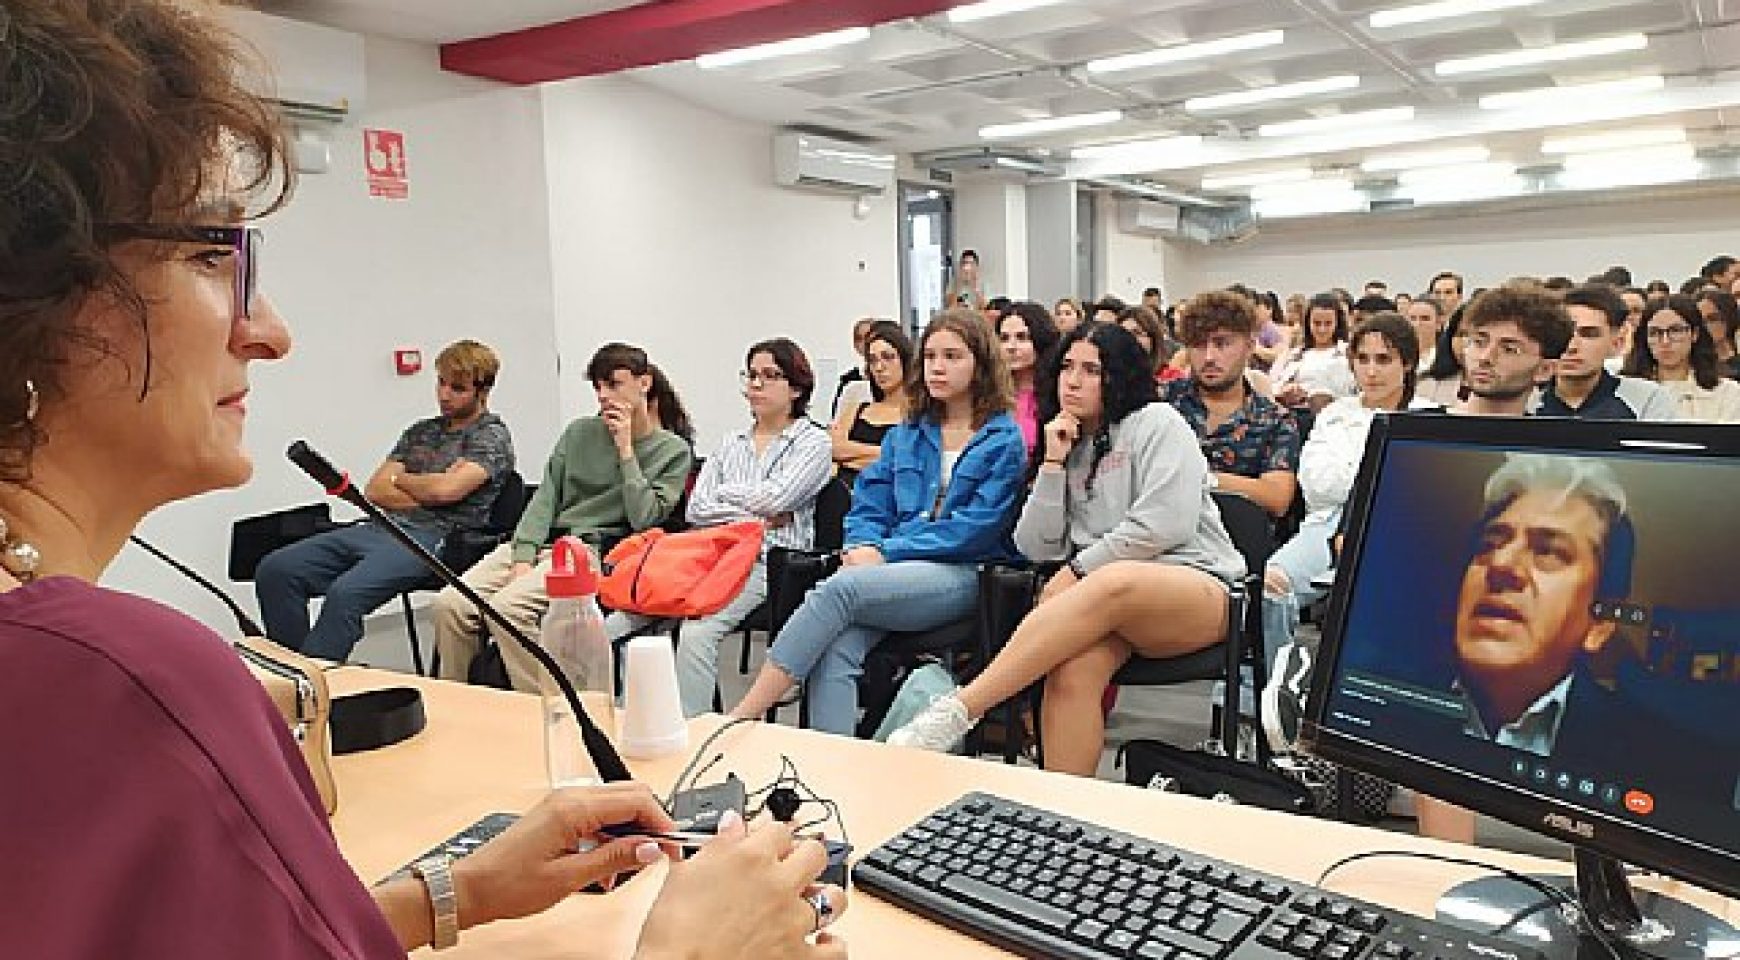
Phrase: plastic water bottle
[{"left": 540, "top": 536, "right": 614, "bottom": 788}]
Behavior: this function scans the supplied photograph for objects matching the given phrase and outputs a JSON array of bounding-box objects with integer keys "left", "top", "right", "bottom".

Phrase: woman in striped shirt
[{"left": 606, "top": 338, "right": 833, "bottom": 716}]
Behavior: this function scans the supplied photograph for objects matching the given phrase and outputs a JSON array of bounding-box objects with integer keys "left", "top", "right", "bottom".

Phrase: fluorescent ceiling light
[
  {"left": 1561, "top": 143, "right": 1696, "bottom": 170},
  {"left": 1362, "top": 145, "right": 1491, "bottom": 171},
  {"left": 1186, "top": 75, "right": 1361, "bottom": 113},
  {"left": 1408, "top": 177, "right": 1527, "bottom": 204},
  {"left": 1479, "top": 75, "right": 1665, "bottom": 111},
  {"left": 1398, "top": 161, "right": 1517, "bottom": 185},
  {"left": 1560, "top": 163, "right": 1702, "bottom": 190},
  {"left": 1087, "top": 30, "right": 1284, "bottom": 75},
  {"left": 1255, "top": 192, "right": 1368, "bottom": 218},
  {"left": 1257, "top": 106, "right": 1416, "bottom": 138},
  {"left": 1072, "top": 135, "right": 1202, "bottom": 161},
  {"left": 1200, "top": 167, "right": 1313, "bottom": 190},
  {"left": 1370, "top": 0, "right": 1544, "bottom": 29},
  {"left": 1435, "top": 34, "right": 1647, "bottom": 77},
  {"left": 697, "top": 26, "right": 870, "bottom": 68},
  {"left": 1249, "top": 177, "right": 1356, "bottom": 200},
  {"left": 947, "top": 0, "right": 1065, "bottom": 23},
  {"left": 980, "top": 110, "right": 1122, "bottom": 140},
  {"left": 1542, "top": 126, "right": 1686, "bottom": 154}
]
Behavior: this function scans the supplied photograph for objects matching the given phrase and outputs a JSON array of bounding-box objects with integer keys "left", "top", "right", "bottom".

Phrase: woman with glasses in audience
[
  {"left": 1695, "top": 289, "right": 1740, "bottom": 381},
  {"left": 731, "top": 309, "right": 1027, "bottom": 736},
  {"left": 830, "top": 320, "right": 913, "bottom": 489},
  {"left": 1625, "top": 295, "right": 1740, "bottom": 421},
  {"left": 1053, "top": 297, "right": 1086, "bottom": 335},
  {"left": 1262, "top": 314, "right": 1425, "bottom": 688},
  {"left": 607, "top": 339, "right": 832, "bottom": 718},
  {"left": 0, "top": 2, "right": 846, "bottom": 957},
  {"left": 889, "top": 319, "right": 1243, "bottom": 771},
  {"left": 1000, "top": 302, "right": 1061, "bottom": 458},
  {"left": 1270, "top": 293, "right": 1355, "bottom": 412}
]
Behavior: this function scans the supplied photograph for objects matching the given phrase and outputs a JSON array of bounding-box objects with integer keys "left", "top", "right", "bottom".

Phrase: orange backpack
[{"left": 599, "top": 520, "right": 765, "bottom": 618}]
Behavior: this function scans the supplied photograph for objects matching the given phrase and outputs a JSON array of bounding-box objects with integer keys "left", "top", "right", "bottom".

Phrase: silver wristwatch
[{"left": 412, "top": 855, "right": 460, "bottom": 950}]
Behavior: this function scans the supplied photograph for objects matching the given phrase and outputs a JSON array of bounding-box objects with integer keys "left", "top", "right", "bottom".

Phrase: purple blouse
[{"left": 0, "top": 577, "right": 403, "bottom": 959}]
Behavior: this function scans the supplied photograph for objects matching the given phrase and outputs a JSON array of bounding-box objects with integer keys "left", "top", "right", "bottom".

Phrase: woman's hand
[
  {"left": 637, "top": 812, "right": 849, "bottom": 960},
  {"left": 1042, "top": 412, "right": 1080, "bottom": 465},
  {"left": 841, "top": 545, "right": 884, "bottom": 567},
  {"left": 452, "top": 783, "right": 678, "bottom": 929}
]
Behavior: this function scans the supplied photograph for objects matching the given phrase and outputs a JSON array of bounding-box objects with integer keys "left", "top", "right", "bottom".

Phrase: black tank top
[{"left": 839, "top": 403, "right": 895, "bottom": 488}]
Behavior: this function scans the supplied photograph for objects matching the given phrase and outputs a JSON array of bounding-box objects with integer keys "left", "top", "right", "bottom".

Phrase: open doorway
[{"left": 898, "top": 183, "right": 953, "bottom": 336}]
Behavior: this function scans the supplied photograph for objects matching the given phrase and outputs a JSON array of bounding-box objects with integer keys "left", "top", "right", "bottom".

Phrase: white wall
[
  {"left": 1095, "top": 193, "right": 1168, "bottom": 303},
  {"left": 954, "top": 176, "right": 1029, "bottom": 300},
  {"left": 1166, "top": 191, "right": 1740, "bottom": 300},
  {"left": 540, "top": 75, "right": 900, "bottom": 452},
  {"left": 102, "top": 32, "right": 564, "bottom": 635}
]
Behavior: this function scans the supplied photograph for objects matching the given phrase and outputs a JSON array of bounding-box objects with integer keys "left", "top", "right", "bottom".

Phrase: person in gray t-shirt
[
  {"left": 256, "top": 340, "right": 514, "bottom": 661},
  {"left": 889, "top": 323, "right": 1244, "bottom": 773}
]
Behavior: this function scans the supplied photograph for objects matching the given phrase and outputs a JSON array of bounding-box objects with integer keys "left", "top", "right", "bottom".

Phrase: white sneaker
[{"left": 887, "top": 694, "right": 974, "bottom": 752}]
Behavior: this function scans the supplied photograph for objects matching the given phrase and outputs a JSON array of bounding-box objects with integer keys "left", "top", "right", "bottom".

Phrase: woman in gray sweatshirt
[{"left": 889, "top": 322, "right": 1245, "bottom": 774}]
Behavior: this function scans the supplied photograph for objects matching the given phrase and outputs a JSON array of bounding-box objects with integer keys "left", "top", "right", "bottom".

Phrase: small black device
[
  {"left": 857, "top": 793, "right": 1548, "bottom": 960},
  {"left": 670, "top": 775, "right": 748, "bottom": 833},
  {"left": 384, "top": 812, "right": 520, "bottom": 882}
]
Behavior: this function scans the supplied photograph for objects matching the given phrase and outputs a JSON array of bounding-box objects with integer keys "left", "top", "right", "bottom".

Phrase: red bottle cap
[{"left": 545, "top": 536, "right": 597, "bottom": 598}]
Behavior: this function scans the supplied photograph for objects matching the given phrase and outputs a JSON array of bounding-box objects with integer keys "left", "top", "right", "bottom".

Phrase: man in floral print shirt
[{"left": 1163, "top": 290, "right": 1301, "bottom": 518}]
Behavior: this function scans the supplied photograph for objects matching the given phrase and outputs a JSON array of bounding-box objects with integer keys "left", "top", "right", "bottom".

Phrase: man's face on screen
[{"left": 1455, "top": 489, "right": 1609, "bottom": 712}]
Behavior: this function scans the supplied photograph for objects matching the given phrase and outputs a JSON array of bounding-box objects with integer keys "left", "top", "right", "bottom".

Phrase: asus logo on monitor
[{"left": 1542, "top": 812, "right": 1596, "bottom": 840}]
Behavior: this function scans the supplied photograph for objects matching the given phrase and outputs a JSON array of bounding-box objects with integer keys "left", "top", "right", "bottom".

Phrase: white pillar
[
  {"left": 954, "top": 174, "right": 1029, "bottom": 300},
  {"left": 1025, "top": 180, "right": 1077, "bottom": 307}
]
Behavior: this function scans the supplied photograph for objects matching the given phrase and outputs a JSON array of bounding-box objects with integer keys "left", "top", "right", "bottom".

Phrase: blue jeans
[
  {"left": 1260, "top": 510, "right": 1340, "bottom": 669},
  {"left": 766, "top": 561, "right": 978, "bottom": 736},
  {"left": 255, "top": 520, "right": 444, "bottom": 662}
]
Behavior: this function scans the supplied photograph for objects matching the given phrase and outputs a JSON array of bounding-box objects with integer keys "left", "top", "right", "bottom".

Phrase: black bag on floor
[{"left": 1116, "top": 739, "right": 1314, "bottom": 814}]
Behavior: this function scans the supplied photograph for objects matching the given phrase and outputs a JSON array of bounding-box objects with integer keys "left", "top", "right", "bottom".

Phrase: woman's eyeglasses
[
  {"left": 1646, "top": 325, "right": 1693, "bottom": 344},
  {"left": 103, "top": 224, "right": 261, "bottom": 320},
  {"left": 740, "top": 368, "right": 788, "bottom": 386}
]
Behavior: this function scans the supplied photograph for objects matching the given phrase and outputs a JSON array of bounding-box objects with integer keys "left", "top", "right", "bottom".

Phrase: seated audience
[
  {"left": 1250, "top": 290, "right": 1287, "bottom": 371},
  {"left": 1053, "top": 297, "right": 1086, "bottom": 334},
  {"left": 1534, "top": 284, "right": 1675, "bottom": 420},
  {"left": 1271, "top": 293, "right": 1355, "bottom": 411},
  {"left": 1416, "top": 305, "right": 1470, "bottom": 405},
  {"left": 1000, "top": 302, "right": 1061, "bottom": 457},
  {"left": 1162, "top": 292, "right": 1301, "bottom": 519},
  {"left": 1429, "top": 271, "right": 1466, "bottom": 314},
  {"left": 1118, "top": 305, "right": 1170, "bottom": 380},
  {"left": 0, "top": 3, "right": 836, "bottom": 954},
  {"left": 828, "top": 317, "right": 876, "bottom": 418},
  {"left": 1406, "top": 297, "right": 1444, "bottom": 373},
  {"left": 983, "top": 296, "right": 1013, "bottom": 328},
  {"left": 888, "top": 322, "right": 1243, "bottom": 770},
  {"left": 607, "top": 339, "right": 831, "bottom": 717},
  {"left": 1624, "top": 295, "right": 1740, "bottom": 422},
  {"left": 256, "top": 340, "right": 515, "bottom": 662},
  {"left": 1263, "top": 314, "right": 1424, "bottom": 669},
  {"left": 729, "top": 309, "right": 1027, "bottom": 735},
  {"left": 434, "top": 343, "right": 693, "bottom": 692},
  {"left": 830, "top": 320, "right": 913, "bottom": 488},
  {"left": 1092, "top": 296, "right": 1126, "bottom": 325},
  {"left": 1695, "top": 289, "right": 1740, "bottom": 380}
]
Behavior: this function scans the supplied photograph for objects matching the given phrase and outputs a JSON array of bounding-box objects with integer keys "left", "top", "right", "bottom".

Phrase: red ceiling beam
[{"left": 441, "top": 0, "right": 971, "bottom": 85}]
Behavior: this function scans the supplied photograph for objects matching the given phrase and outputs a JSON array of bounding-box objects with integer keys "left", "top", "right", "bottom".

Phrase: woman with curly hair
[{"left": 889, "top": 323, "right": 1245, "bottom": 772}]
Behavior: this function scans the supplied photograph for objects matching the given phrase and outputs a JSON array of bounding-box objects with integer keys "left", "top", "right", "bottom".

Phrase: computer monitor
[{"left": 1301, "top": 414, "right": 1740, "bottom": 960}]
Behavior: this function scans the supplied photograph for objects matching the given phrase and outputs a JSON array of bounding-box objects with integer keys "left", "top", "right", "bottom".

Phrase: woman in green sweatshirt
[{"left": 434, "top": 343, "right": 693, "bottom": 692}]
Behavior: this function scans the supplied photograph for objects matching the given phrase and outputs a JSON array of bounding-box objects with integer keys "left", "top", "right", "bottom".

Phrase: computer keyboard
[{"left": 855, "top": 793, "right": 1545, "bottom": 960}]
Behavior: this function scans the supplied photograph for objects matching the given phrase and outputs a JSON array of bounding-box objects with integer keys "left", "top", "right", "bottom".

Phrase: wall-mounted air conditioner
[
  {"left": 225, "top": 9, "right": 366, "bottom": 125},
  {"left": 774, "top": 132, "right": 896, "bottom": 195},
  {"left": 1116, "top": 198, "right": 1181, "bottom": 236}
]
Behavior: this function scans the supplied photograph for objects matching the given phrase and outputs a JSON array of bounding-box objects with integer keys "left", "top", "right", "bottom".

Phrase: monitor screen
[{"left": 1302, "top": 414, "right": 1740, "bottom": 899}]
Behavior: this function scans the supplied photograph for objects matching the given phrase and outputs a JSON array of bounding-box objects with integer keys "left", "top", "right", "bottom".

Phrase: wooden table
[{"left": 326, "top": 668, "right": 1737, "bottom": 958}]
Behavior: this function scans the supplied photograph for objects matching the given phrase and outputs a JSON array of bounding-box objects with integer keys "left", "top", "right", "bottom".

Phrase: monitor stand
[{"left": 1435, "top": 848, "right": 1739, "bottom": 960}]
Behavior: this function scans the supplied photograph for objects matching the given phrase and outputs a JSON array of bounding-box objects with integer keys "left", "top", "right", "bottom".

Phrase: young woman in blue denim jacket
[{"left": 730, "top": 309, "right": 1029, "bottom": 735}]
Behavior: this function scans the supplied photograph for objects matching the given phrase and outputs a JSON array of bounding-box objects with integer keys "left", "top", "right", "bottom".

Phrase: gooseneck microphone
[
  {"left": 128, "top": 534, "right": 266, "bottom": 638},
  {"left": 286, "top": 440, "right": 632, "bottom": 783}
]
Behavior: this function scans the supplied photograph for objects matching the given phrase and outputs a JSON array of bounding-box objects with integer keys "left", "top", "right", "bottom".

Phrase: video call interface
[{"left": 1320, "top": 439, "right": 1740, "bottom": 858}]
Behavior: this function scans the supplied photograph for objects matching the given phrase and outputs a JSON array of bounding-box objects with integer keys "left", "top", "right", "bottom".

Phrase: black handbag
[{"left": 1116, "top": 739, "right": 1315, "bottom": 814}]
